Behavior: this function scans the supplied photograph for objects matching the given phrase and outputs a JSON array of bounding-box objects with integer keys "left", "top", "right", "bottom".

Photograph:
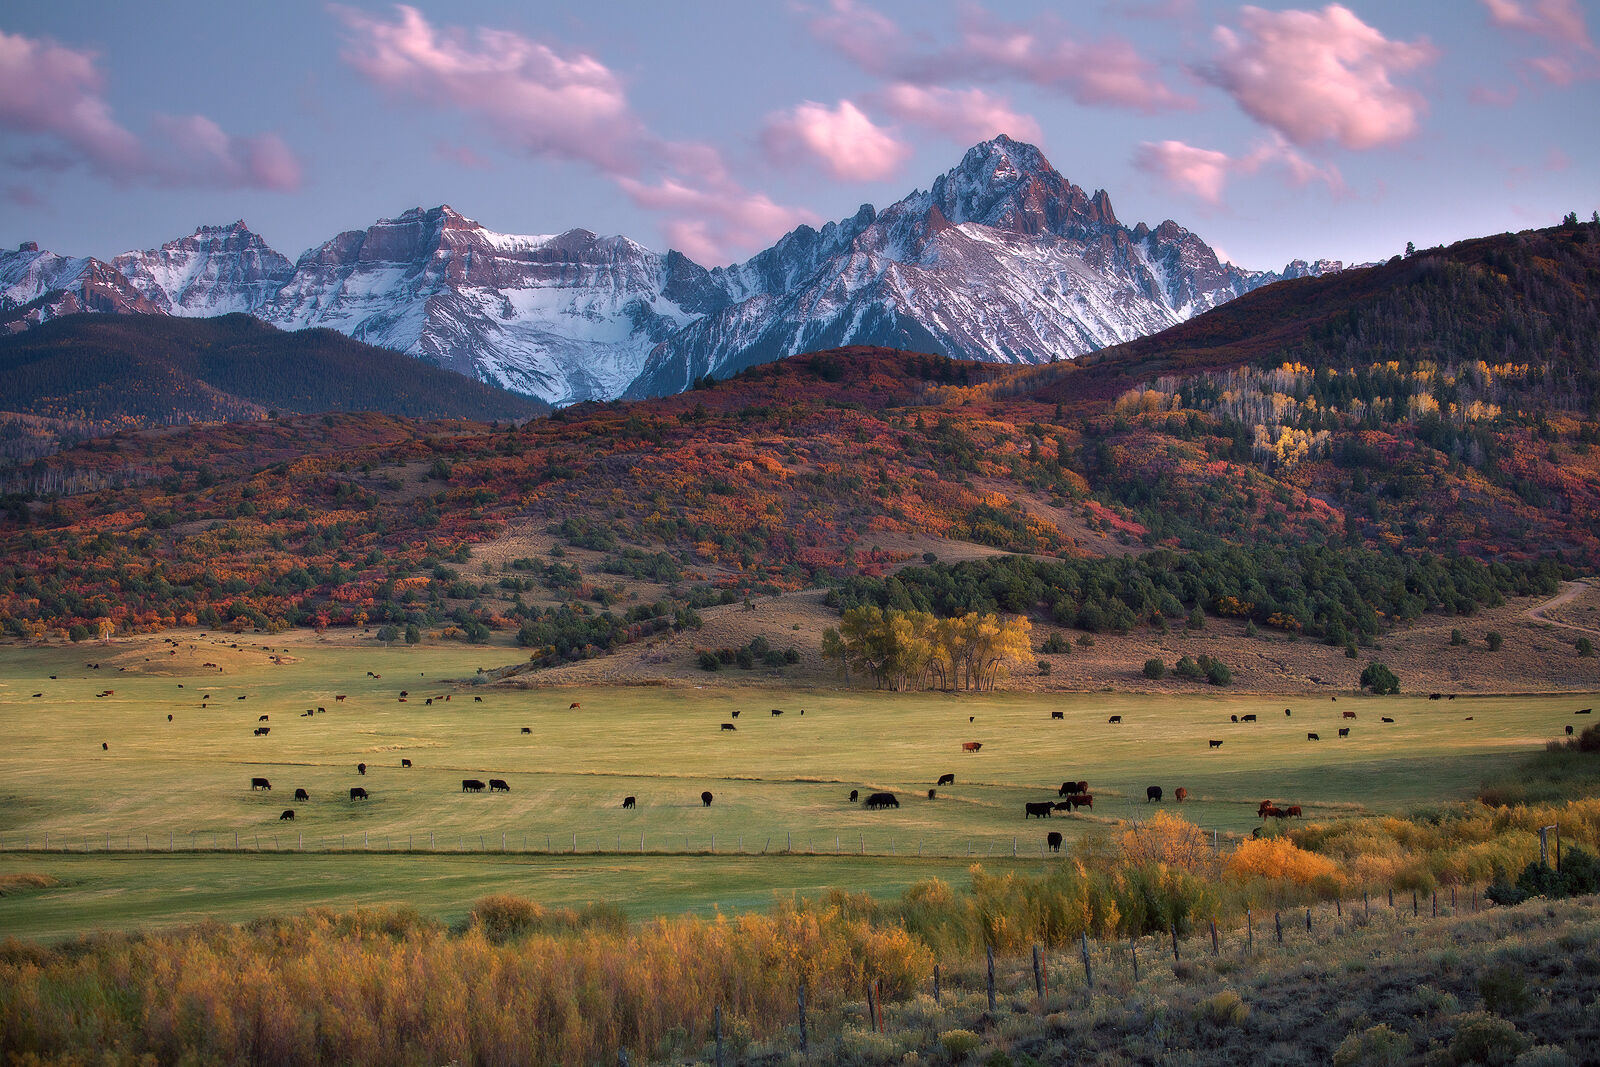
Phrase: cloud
[
  {"left": 805, "top": 0, "right": 1193, "bottom": 114},
  {"left": 877, "top": 84, "right": 1041, "bottom": 144},
  {"left": 5, "top": 183, "right": 45, "bottom": 209},
  {"left": 0, "top": 28, "right": 302, "bottom": 190},
  {"left": 1482, "top": 0, "right": 1598, "bottom": 84},
  {"left": 1134, "top": 136, "right": 1344, "bottom": 205},
  {"left": 761, "top": 99, "right": 911, "bottom": 181},
  {"left": 1133, "top": 140, "right": 1233, "bottom": 204},
  {"left": 335, "top": 6, "right": 811, "bottom": 263},
  {"left": 1204, "top": 5, "right": 1437, "bottom": 149},
  {"left": 432, "top": 139, "right": 493, "bottom": 169}
]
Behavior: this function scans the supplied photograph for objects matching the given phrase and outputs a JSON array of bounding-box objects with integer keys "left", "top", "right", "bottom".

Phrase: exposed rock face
[{"left": 0, "top": 137, "right": 1339, "bottom": 402}]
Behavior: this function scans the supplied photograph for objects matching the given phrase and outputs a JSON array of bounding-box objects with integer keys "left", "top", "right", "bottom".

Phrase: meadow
[{"left": 0, "top": 632, "right": 1591, "bottom": 939}]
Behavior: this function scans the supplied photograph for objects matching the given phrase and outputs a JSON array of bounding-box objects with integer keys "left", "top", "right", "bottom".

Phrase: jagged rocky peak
[
  {"left": 111, "top": 220, "right": 294, "bottom": 316},
  {"left": 927, "top": 134, "right": 1116, "bottom": 236}
]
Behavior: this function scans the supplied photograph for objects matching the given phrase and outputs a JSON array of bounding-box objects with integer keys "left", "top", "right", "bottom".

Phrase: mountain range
[{"left": 0, "top": 136, "right": 1342, "bottom": 406}]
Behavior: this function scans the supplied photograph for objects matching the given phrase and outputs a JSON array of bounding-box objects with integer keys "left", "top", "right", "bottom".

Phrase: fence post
[
  {"left": 1432, "top": 891, "right": 1437, "bottom": 917},
  {"left": 933, "top": 964, "right": 941, "bottom": 1005},
  {"left": 1012, "top": 836, "right": 1017, "bottom": 858},
  {"left": 1364, "top": 890, "right": 1370, "bottom": 917},
  {"left": 1451, "top": 885, "right": 1457, "bottom": 910},
  {"left": 1275, "top": 911, "right": 1283, "bottom": 944},
  {"left": 1412, "top": 890, "right": 1418, "bottom": 917},
  {"left": 1082, "top": 931, "right": 1093, "bottom": 989},
  {"left": 874, "top": 978, "right": 883, "bottom": 1032},
  {"left": 1305, "top": 908, "right": 1312, "bottom": 932},
  {"left": 1336, "top": 897, "right": 1342, "bottom": 918},
  {"left": 1129, "top": 935, "right": 1138, "bottom": 982},
  {"left": 1388, "top": 887, "right": 1394, "bottom": 908},
  {"left": 986, "top": 945, "right": 996, "bottom": 1011},
  {"left": 1170, "top": 923, "right": 1179, "bottom": 963},
  {"left": 714, "top": 1004, "right": 723, "bottom": 1067},
  {"left": 787, "top": 831, "right": 791, "bottom": 853},
  {"left": 1246, "top": 908, "right": 1253, "bottom": 947},
  {"left": 798, "top": 981, "right": 808, "bottom": 1053},
  {"left": 618, "top": 1048, "right": 630, "bottom": 1066},
  {"left": 1210, "top": 919, "right": 1219, "bottom": 955},
  {"left": 1032, "top": 944, "right": 1044, "bottom": 1001}
]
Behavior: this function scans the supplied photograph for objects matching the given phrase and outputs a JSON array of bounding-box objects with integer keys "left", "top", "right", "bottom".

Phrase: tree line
[{"left": 821, "top": 606, "right": 1033, "bottom": 691}]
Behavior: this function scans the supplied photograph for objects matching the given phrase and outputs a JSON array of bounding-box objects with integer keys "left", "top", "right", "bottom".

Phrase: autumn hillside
[{"left": 0, "top": 222, "right": 1596, "bottom": 659}]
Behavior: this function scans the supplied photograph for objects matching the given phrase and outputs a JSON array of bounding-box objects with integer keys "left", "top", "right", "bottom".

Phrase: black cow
[
  {"left": 1231, "top": 715, "right": 1238, "bottom": 722},
  {"left": 701, "top": 791, "right": 714, "bottom": 807},
  {"left": 462, "top": 779, "right": 485, "bottom": 792},
  {"left": 521, "top": 727, "right": 532, "bottom": 734},
  {"left": 1047, "top": 831, "right": 1063, "bottom": 852},
  {"left": 489, "top": 779, "right": 510, "bottom": 793},
  {"left": 1579, "top": 708, "right": 1594, "bottom": 715},
  {"left": 1108, "top": 715, "right": 1122, "bottom": 724},
  {"left": 1338, "top": 727, "right": 1350, "bottom": 738},
  {"left": 401, "top": 759, "right": 412, "bottom": 768},
  {"left": 1146, "top": 786, "right": 1163, "bottom": 802},
  {"left": 623, "top": 796, "right": 636, "bottom": 809},
  {"left": 937, "top": 773, "right": 955, "bottom": 786},
  {"left": 400, "top": 691, "right": 408, "bottom": 697},
  {"left": 350, "top": 787, "right": 368, "bottom": 800},
  {"left": 258, "top": 714, "right": 268, "bottom": 722},
  {"left": 1382, "top": 716, "right": 1395, "bottom": 723},
  {"left": 848, "top": 789, "right": 859, "bottom": 802},
  {"left": 426, "top": 698, "right": 433, "bottom": 705},
  {"left": 731, "top": 710, "right": 740, "bottom": 718},
  {"left": 1284, "top": 708, "right": 1292, "bottom": 716},
  {"left": 167, "top": 714, "right": 172, "bottom": 721},
  {"left": 1242, "top": 714, "right": 1257, "bottom": 722},
  {"left": 294, "top": 788, "right": 309, "bottom": 801},
  {"left": 1051, "top": 711, "right": 1064, "bottom": 720},
  {"left": 1567, "top": 725, "right": 1575, "bottom": 735},
  {"left": 721, "top": 723, "right": 736, "bottom": 731},
  {"left": 474, "top": 696, "right": 483, "bottom": 702},
  {"left": 251, "top": 777, "right": 271, "bottom": 790},
  {"left": 253, "top": 727, "right": 269, "bottom": 736},
  {"left": 1429, "top": 693, "right": 1442, "bottom": 700},
  {"left": 1053, "top": 801, "right": 1073, "bottom": 812},
  {"left": 771, "top": 709, "right": 783, "bottom": 716},
  {"left": 1307, "top": 732, "right": 1320, "bottom": 741},
  {"left": 865, "top": 792, "right": 900, "bottom": 809},
  {"left": 357, "top": 763, "right": 366, "bottom": 775},
  {"left": 1208, "top": 739, "right": 1223, "bottom": 749},
  {"left": 927, "top": 789, "right": 937, "bottom": 799},
  {"left": 280, "top": 809, "right": 295, "bottom": 821},
  {"left": 1025, "top": 801, "right": 1054, "bottom": 818}
]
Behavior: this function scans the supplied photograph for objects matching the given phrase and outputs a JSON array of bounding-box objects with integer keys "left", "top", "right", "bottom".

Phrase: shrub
[
  {"left": 1576, "top": 636, "right": 1594, "bottom": 657},
  {"left": 1194, "top": 990, "right": 1250, "bottom": 1028},
  {"left": 1487, "top": 631, "right": 1504, "bottom": 651},
  {"left": 696, "top": 651, "right": 721, "bottom": 671},
  {"left": 1204, "top": 658, "right": 1232, "bottom": 686},
  {"left": 1446, "top": 1012, "right": 1529, "bottom": 1066},
  {"left": 1226, "top": 837, "right": 1339, "bottom": 885},
  {"left": 1187, "top": 607, "right": 1205, "bottom": 630},
  {"left": 1037, "top": 660, "right": 1051, "bottom": 676},
  {"left": 1041, "top": 632, "right": 1069, "bottom": 654},
  {"left": 1479, "top": 964, "right": 1532, "bottom": 1015},
  {"left": 1143, "top": 658, "right": 1166, "bottom": 679},
  {"left": 1360, "top": 662, "right": 1400, "bottom": 694},
  {"left": 1174, "top": 655, "right": 1204, "bottom": 680},
  {"left": 1451, "top": 628, "right": 1466, "bottom": 646},
  {"left": 1332, "top": 1023, "right": 1412, "bottom": 1067},
  {"left": 1513, "top": 1046, "right": 1576, "bottom": 1067},
  {"left": 940, "top": 1030, "right": 983, "bottom": 1060}
]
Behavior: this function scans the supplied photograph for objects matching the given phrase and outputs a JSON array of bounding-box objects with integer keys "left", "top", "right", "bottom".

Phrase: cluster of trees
[
  {"left": 696, "top": 634, "right": 800, "bottom": 671},
  {"left": 821, "top": 606, "right": 1033, "bottom": 691},
  {"left": 828, "top": 547, "right": 1561, "bottom": 648}
]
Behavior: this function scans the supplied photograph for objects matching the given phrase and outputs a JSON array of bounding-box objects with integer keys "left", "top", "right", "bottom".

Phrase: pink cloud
[
  {"left": 1134, "top": 140, "right": 1232, "bottom": 204},
  {"left": 432, "top": 140, "right": 493, "bottom": 169},
  {"left": 1482, "top": 0, "right": 1595, "bottom": 48},
  {"left": 1205, "top": 5, "right": 1437, "bottom": 149},
  {"left": 5, "top": 183, "right": 46, "bottom": 209},
  {"left": 877, "top": 84, "right": 1041, "bottom": 143},
  {"left": 760, "top": 99, "right": 911, "bottom": 181},
  {"left": 336, "top": 6, "right": 810, "bottom": 264},
  {"left": 334, "top": 4, "right": 640, "bottom": 174},
  {"left": 0, "top": 28, "right": 301, "bottom": 190},
  {"left": 1134, "top": 137, "right": 1345, "bottom": 205},
  {"left": 1470, "top": 83, "right": 1520, "bottom": 106},
  {"left": 805, "top": 1, "right": 1193, "bottom": 114}
]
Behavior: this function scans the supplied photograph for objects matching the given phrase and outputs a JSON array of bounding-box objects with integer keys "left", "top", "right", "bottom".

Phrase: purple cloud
[{"left": 760, "top": 99, "right": 911, "bottom": 181}]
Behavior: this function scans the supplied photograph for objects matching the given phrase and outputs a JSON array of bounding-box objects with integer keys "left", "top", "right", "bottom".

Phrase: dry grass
[{"left": 0, "top": 872, "right": 55, "bottom": 894}]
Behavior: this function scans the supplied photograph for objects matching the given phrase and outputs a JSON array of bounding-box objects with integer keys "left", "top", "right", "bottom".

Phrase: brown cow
[
  {"left": 570, "top": 702, "right": 581, "bottom": 709},
  {"left": 1343, "top": 711, "right": 1357, "bottom": 720},
  {"left": 1175, "top": 787, "right": 1188, "bottom": 802},
  {"left": 335, "top": 695, "right": 347, "bottom": 702},
  {"left": 962, "top": 741, "right": 982, "bottom": 752},
  {"left": 1286, "top": 805, "right": 1302, "bottom": 817}
]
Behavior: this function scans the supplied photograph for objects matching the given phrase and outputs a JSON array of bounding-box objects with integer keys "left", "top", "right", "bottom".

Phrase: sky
[{"left": 0, "top": 1, "right": 1595, "bottom": 272}]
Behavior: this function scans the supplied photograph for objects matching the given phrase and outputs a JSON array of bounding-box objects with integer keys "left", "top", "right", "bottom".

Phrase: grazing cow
[
  {"left": 251, "top": 777, "right": 271, "bottom": 790},
  {"left": 1381, "top": 716, "right": 1395, "bottom": 723},
  {"left": 1047, "top": 831, "right": 1063, "bottom": 853},
  {"left": 521, "top": 727, "right": 532, "bottom": 734},
  {"left": 1230, "top": 715, "right": 1238, "bottom": 723},
  {"left": 1428, "top": 693, "right": 1442, "bottom": 700},
  {"left": 426, "top": 698, "right": 432, "bottom": 706},
  {"left": 928, "top": 789, "right": 937, "bottom": 799},
  {"left": 1175, "top": 787, "right": 1189, "bottom": 802},
  {"left": 1208, "top": 739, "right": 1223, "bottom": 749},
  {"left": 294, "top": 788, "right": 309, "bottom": 802},
  {"left": 1146, "top": 786, "right": 1163, "bottom": 802},
  {"left": 1286, "top": 806, "right": 1302, "bottom": 817},
  {"left": 462, "top": 779, "right": 485, "bottom": 792},
  {"left": 167, "top": 714, "right": 172, "bottom": 722},
  {"left": 400, "top": 691, "right": 408, "bottom": 697},
  {"left": 1242, "top": 714, "right": 1257, "bottom": 722},
  {"left": 865, "top": 792, "right": 900, "bottom": 810},
  {"left": 1465, "top": 717, "right": 1474, "bottom": 721},
  {"left": 731, "top": 710, "right": 740, "bottom": 718},
  {"left": 969, "top": 716, "right": 975, "bottom": 723},
  {"left": 317, "top": 707, "right": 325, "bottom": 714},
  {"left": 1258, "top": 800, "right": 1276, "bottom": 817},
  {"left": 1260, "top": 805, "right": 1286, "bottom": 819},
  {"left": 474, "top": 696, "right": 483, "bottom": 703},
  {"left": 1343, "top": 711, "right": 1357, "bottom": 720},
  {"left": 302, "top": 711, "right": 312, "bottom": 718},
  {"left": 1051, "top": 711, "right": 1065, "bottom": 720},
  {"left": 1025, "top": 801, "right": 1054, "bottom": 818},
  {"left": 937, "top": 773, "right": 955, "bottom": 786},
  {"left": 336, "top": 695, "right": 346, "bottom": 702},
  {"left": 701, "top": 791, "right": 714, "bottom": 807},
  {"left": 489, "top": 779, "right": 510, "bottom": 793},
  {"left": 1053, "top": 801, "right": 1073, "bottom": 812},
  {"left": 238, "top": 695, "right": 246, "bottom": 700},
  {"left": 721, "top": 723, "right": 737, "bottom": 731},
  {"left": 1108, "top": 715, "right": 1122, "bottom": 724},
  {"left": 1447, "top": 695, "right": 1456, "bottom": 700},
  {"left": 350, "top": 787, "right": 368, "bottom": 800},
  {"left": 1579, "top": 709, "right": 1593, "bottom": 715},
  {"left": 771, "top": 709, "right": 783, "bottom": 716},
  {"left": 253, "top": 727, "right": 269, "bottom": 736},
  {"left": 357, "top": 763, "right": 366, "bottom": 775},
  {"left": 1059, "top": 793, "right": 1093, "bottom": 811},
  {"left": 623, "top": 796, "right": 636, "bottom": 809},
  {"left": 849, "top": 789, "right": 859, "bottom": 802},
  {"left": 1284, "top": 708, "right": 1292, "bottom": 717},
  {"left": 401, "top": 759, "right": 412, "bottom": 768},
  {"left": 258, "top": 715, "right": 268, "bottom": 722},
  {"left": 1338, "top": 727, "right": 1350, "bottom": 738},
  {"left": 280, "top": 810, "right": 295, "bottom": 821},
  {"left": 963, "top": 741, "right": 983, "bottom": 752},
  {"left": 32, "top": 693, "right": 41, "bottom": 698},
  {"left": 1307, "top": 732, "right": 1320, "bottom": 741},
  {"left": 570, "top": 702, "right": 581, "bottom": 709}
]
